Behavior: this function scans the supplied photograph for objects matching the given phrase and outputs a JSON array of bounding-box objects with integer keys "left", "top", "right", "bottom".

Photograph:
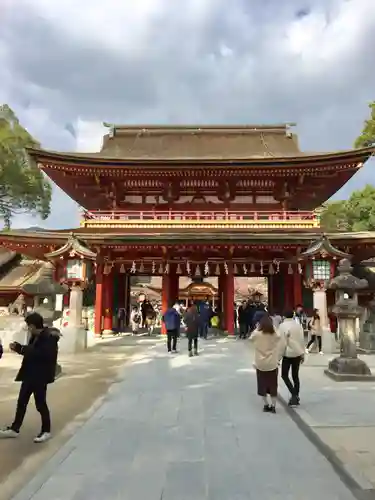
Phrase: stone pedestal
[
  {"left": 58, "top": 286, "right": 88, "bottom": 353},
  {"left": 325, "top": 356, "right": 374, "bottom": 381}
]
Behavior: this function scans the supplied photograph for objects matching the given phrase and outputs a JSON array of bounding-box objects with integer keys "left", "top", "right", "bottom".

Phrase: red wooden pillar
[
  {"left": 124, "top": 273, "right": 131, "bottom": 327},
  {"left": 218, "top": 271, "right": 226, "bottom": 329},
  {"left": 169, "top": 266, "right": 179, "bottom": 305},
  {"left": 102, "top": 270, "right": 113, "bottom": 333},
  {"left": 284, "top": 267, "right": 294, "bottom": 311},
  {"left": 293, "top": 271, "right": 303, "bottom": 307},
  {"left": 161, "top": 273, "right": 170, "bottom": 335},
  {"left": 225, "top": 262, "right": 235, "bottom": 335},
  {"left": 94, "top": 263, "right": 103, "bottom": 335}
]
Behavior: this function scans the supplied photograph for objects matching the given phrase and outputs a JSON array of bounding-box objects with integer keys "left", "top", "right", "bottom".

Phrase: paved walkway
[{"left": 12, "top": 339, "right": 356, "bottom": 500}]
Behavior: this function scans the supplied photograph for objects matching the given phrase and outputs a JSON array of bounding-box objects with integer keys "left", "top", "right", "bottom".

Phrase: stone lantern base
[{"left": 324, "top": 356, "right": 375, "bottom": 381}]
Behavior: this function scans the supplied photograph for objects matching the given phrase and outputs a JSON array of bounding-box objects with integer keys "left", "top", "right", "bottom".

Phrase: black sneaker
[
  {"left": 189, "top": 351, "right": 193, "bottom": 357},
  {"left": 194, "top": 350, "right": 199, "bottom": 356},
  {"left": 288, "top": 396, "right": 299, "bottom": 407},
  {"left": 270, "top": 405, "right": 276, "bottom": 414},
  {"left": 263, "top": 404, "right": 271, "bottom": 412}
]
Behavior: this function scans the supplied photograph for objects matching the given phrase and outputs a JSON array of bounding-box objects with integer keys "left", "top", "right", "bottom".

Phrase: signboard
[{"left": 66, "top": 259, "right": 83, "bottom": 280}]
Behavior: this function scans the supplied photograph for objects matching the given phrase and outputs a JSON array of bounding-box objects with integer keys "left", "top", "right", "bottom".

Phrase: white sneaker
[
  {"left": 319, "top": 351, "right": 324, "bottom": 355},
  {"left": 0, "top": 427, "right": 19, "bottom": 439},
  {"left": 33, "top": 432, "right": 51, "bottom": 443},
  {"left": 305, "top": 348, "right": 309, "bottom": 354}
]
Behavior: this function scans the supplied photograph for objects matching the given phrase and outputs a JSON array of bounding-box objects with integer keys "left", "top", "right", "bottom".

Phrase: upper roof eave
[
  {"left": 27, "top": 146, "right": 375, "bottom": 167},
  {"left": 3, "top": 229, "right": 375, "bottom": 244}
]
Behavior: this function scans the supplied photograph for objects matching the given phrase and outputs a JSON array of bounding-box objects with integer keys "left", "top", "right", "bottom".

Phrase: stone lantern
[
  {"left": 325, "top": 258, "right": 374, "bottom": 381},
  {"left": 44, "top": 233, "right": 97, "bottom": 353}
]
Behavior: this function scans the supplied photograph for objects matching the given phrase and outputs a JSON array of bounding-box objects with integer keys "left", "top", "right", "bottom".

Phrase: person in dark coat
[
  {"left": 0, "top": 312, "right": 59, "bottom": 443},
  {"left": 184, "top": 303, "right": 200, "bottom": 357},
  {"left": 238, "top": 301, "right": 249, "bottom": 339}
]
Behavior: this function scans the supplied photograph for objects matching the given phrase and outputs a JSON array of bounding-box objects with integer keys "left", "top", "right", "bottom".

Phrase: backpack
[
  {"left": 163, "top": 309, "right": 179, "bottom": 330},
  {"left": 133, "top": 313, "right": 141, "bottom": 324}
]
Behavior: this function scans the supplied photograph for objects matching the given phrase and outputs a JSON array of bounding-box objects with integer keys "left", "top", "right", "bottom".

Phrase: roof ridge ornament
[
  {"left": 300, "top": 235, "right": 351, "bottom": 260},
  {"left": 44, "top": 234, "right": 97, "bottom": 261}
]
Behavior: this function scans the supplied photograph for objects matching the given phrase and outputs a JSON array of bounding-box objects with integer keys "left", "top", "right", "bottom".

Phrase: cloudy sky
[{"left": 1, "top": 0, "right": 375, "bottom": 229}]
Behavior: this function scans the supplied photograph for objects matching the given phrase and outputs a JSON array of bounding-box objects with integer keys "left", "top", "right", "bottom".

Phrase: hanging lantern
[
  {"left": 224, "top": 262, "right": 228, "bottom": 275},
  {"left": 139, "top": 261, "right": 145, "bottom": 273},
  {"left": 298, "top": 263, "right": 303, "bottom": 274},
  {"left": 234, "top": 263, "right": 238, "bottom": 275},
  {"left": 195, "top": 264, "right": 201, "bottom": 277},
  {"left": 152, "top": 261, "right": 156, "bottom": 274},
  {"left": 130, "top": 261, "right": 137, "bottom": 274},
  {"left": 288, "top": 264, "right": 293, "bottom": 275},
  {"left": 158, "top": 262, "right": 163, "bottom": 274},
  {"left": 164, "top": 262, "right": 170, "bottom": 274},
  {"left": 243, "top": 264, "right": 248, "bottom": 275},
  {"left": 204, "top": 261, "right": 209, "bottom": 275},
  {"left": 268, "top": 263, "right": 275, "bottom": 275},
  {"left": 215, "top": 263, "right": 220, "bottom": 275},
  {"left": 260, "top": 261, "right": 264, "bottom": 275},
  {"left": 274, "top": 260, "right": 280, "bottom": 273},
  {"left": 186, "top": 261, "right": 191, "bottom": 275},
  {"left": 119, "top": 263, "right": 125, "bottom": 274},
  {"left": 250, "top": 263, "right": 255, "bottom": 273},
  {"left": 176, "top": 263, "right": 182, "bottom": 275}
]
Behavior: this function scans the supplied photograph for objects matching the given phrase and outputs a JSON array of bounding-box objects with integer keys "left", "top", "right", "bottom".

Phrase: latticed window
[{"left": 312, "top": 260, "right": 331, "bottom": 280}]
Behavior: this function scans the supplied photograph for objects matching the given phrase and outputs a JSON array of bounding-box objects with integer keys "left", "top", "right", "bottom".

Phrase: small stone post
[{"left": 325, "top": 259, "right": 374, "bottom": 381}]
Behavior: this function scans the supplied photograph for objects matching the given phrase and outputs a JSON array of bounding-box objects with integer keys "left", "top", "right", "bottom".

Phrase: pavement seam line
[{"left": 278, "top": 393, "right": 375, "bottom": 499}]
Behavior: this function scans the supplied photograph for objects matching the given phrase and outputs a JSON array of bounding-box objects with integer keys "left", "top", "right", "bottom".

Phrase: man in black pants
[
  {"left": 184, "top": 303, "right": 200, "bottom": 357},
  {"left": 279, "top": 310, "right": 305, "bottom": 407},
  {"left": 0, "top": 312, "right": 59, "bottom": 443},
  {"left": 162, "top": 303, "right": 181, "bottom": 353}
]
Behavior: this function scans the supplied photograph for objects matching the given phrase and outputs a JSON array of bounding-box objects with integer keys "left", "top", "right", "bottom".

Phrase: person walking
[
  {"left": 0, "top": 312, "right": 59, "bottom": 443},
  {"left": 238, "top": 301, "right": 249, "bottom": 339},
  {"left": 184, "top": 303, "right": 200, "bottom": 357},
  {"left": 130, "top": 306, "right": 141, "bottom": 335},
  {"left": 162, "top": 302, "right": 181, "bottom": 353},
  {"left": 306, "top": 309, "right": 323, "bottom": 354},
  {"left": 279, "top": 310, "right": 305, "bottom": 407},
  {"left": 251, "top": 314, "right": 285, "bottom": 414}
]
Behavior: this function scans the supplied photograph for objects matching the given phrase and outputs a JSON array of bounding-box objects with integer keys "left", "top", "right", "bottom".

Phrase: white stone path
[{"left": 12, "top": 338, "right": 356, "bottom": 500}]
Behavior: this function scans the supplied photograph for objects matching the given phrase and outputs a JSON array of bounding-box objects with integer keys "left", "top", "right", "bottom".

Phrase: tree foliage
[
  {"left": 0, "top": 104, "right": 52, "bottom": 228},
  {"left": 354, "top": 101, "right": 375, "bottom": 148},
  {"left": 320, "top": 185, "right": 375, "bottom": 232}
]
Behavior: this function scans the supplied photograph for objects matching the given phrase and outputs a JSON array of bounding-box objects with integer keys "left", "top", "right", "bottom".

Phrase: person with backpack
[
  {"left": 0, "top": 312, "right": 59, "bottom": 443},
  {"left": 130, "top": 306, "right": 141, "bottom": 335},
  {"left": 184, "top": 303, "right": 200, "bottom": 357},
  {"left": 162, "top": 302, "right": 181, "bottom": 353}
]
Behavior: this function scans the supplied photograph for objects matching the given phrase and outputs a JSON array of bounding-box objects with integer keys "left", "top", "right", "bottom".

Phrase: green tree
[
  {"left": 354, "top": 101, "right": 375, "bottom": 148},
  {"left": 0, "top": 104, "right": 52, "bottom": 228},
  {"left": 346, "top": 185, "right": 375, "bottom": 231},
  {"left": 319, "top": 200, "right": 350, "bottom": 231},
  {"left": 320, "top": 185, "right": 375, "bottom": 232}
]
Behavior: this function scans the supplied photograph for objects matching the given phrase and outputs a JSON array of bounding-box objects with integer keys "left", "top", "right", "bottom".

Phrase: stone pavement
[
  {"left": 278, "top": 352, "right": 375, "bottom": 497},
  {"left": 12, "top": 339, "right": 356, "bottom": 500}
]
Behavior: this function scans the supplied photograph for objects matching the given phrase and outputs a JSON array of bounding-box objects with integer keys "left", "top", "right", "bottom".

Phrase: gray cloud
[{"left": 1, "top": 0, "right": 375, "bottom": 228}]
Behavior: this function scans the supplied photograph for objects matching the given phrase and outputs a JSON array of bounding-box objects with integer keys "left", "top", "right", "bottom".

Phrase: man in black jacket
[{"left": 0, "top": 312, "right": 59, "bottom": 443}]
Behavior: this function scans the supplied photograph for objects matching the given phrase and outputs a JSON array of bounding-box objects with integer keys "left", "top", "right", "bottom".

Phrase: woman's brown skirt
[{"left": 256, "top": 368, "right": 278, "bottom": 397}]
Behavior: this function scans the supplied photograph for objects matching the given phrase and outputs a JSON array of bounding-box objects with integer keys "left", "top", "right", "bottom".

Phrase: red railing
[{"left": 82, "top": 209, "right": 317, "bottom": 223}]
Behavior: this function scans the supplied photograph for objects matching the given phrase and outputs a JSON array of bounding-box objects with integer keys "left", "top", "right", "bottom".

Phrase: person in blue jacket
[{"left": 162, "top": 302, "right": 181, "bottom": 353}]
